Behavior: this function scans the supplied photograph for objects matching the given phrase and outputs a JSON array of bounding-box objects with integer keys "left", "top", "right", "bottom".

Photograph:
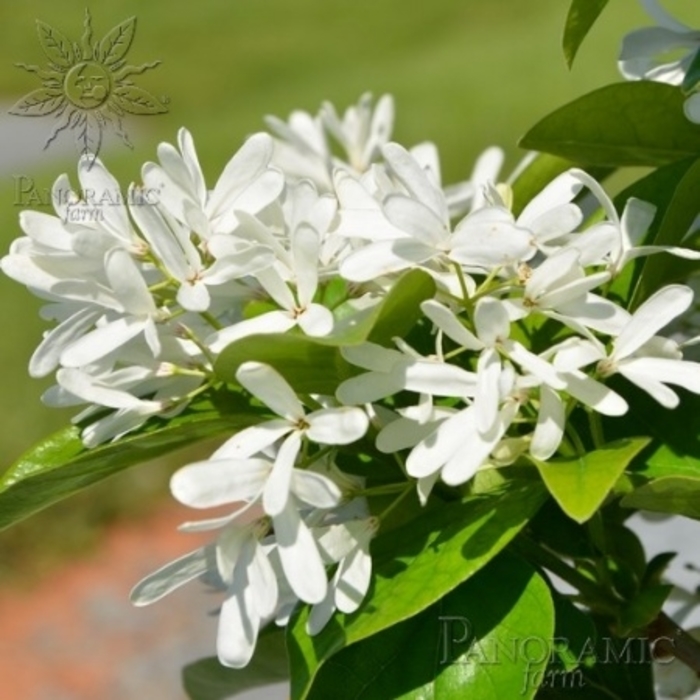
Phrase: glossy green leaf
[
  {"left": 682, "top": 48, "right": 700, "bottom": 93},
  {"left": 531, "top": 439, "right": 649, "bottom": 523},
  {"left": 183, "top": 630, "right": 288, "bottom": 700},
  {"left": 622, "top": 476, "right": 700, "bottom": 519},
  {"left": 215, "top": 269, "right": 436, "bottom": 394},
  {"left": 0, "top": 395, "right": 256, "bottom": 531},
  {"left": 287, "top": 481, "right": 547, "bottom": 699},
  {"left": 520, "top": 83, "right": 700, "bottom": 167},
  {"left": 618, "top": 584, "right": 673, "bottom": 633},
  {"left": 215, "top": 333, "right": 350, "bottom": 395},
  {"left": 605, "top": 385, "right": 700, "bottom": 518},
  {"left": 562, "top": 0, "right": 609, "bottom": 69},
  {"left": 304, "top": 553, "right": 554, "bottom": 700}
]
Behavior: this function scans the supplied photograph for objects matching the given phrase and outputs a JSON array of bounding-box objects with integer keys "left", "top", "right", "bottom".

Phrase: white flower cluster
[
  {"left": 618, "top": 0, "right": 700, "bottom": 122},
  {"left": 4, "top": 92, "right": 700, "bottom": 667}
]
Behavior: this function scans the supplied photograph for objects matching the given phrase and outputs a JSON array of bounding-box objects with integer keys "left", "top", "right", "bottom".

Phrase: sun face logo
[{"left": 10, "top": 9, "right": 168, "bottom": 166}]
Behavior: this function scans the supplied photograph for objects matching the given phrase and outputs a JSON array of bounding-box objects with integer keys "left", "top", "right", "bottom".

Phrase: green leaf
[
  {"left": 8, "top": 88, "right": 64, "bottom": 116},
  {"left": 0, "top": 395, "right": 256, "bottom": 531},
  {"left": 605, "top": 385, "right": 700, "bottom": 518},
  {"left": 520, "top": 83, "right": 700, "bottom": 167},
  {"left": 304, "top": 553, "right": 554, "bottom": 700},
  {"left": 36, "top": 20, "right": 74, "bottom": 68},
  {"left": 562, "top": 0, "right": 609, "bottom": 69},
  {"left": 618, "top": 584, "right": 673, "bottom": 633},
  {"left": 621, "top": 476, "right": 700, "bottom": 519},
  {"left": 183, "top": 630, "right": 288, "bottom": 700},
  {"left": 215, "top": 333, "right": 350, "bottom": 395},
  {"left": 113, "top": 86, "right": 168, "bottom": 115},
  {"left": 287, "top": 481, "right": 547, "bottom": 699},
  {"left": 682, "top": 48, "right": 700, "bottom": 93},
  {"left": 99, "top": 16, "right": 137, "bottom": 66},
  {"left": 215, "top": 269, "right": 436, "bottom": 394},
  {"left": 531, "top": 439, "right": 650, "bottom": 523}
]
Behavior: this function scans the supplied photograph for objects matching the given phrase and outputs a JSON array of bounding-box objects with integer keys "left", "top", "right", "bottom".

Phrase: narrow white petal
[
  {"left": 420, "top": 300, "right": 482, "bottom": 349},
  {"left": 177, "top": 280, "right": 211, "bottom": 312},
  {"left": 274, "top": 502, "right": 328, "bottom": 604},
  {"left": 297, "top": 304, "right": 334, "bottom": 337},
  {"left": 618, "top": 366, "right": 679, "bottom": 408},
  {"left": 306, "top": 407, "right": 369, "bottom": 445},
  {"left": 170, "top": 459, "right": 270, "bottom": 508},
  {"left": 213, "top": 420, "right": 292, "bottom": 459},
  {"left": 404, "top": 360, "right": 477, "bottom": 398},
  {"left": 614, "top": 285, "right": 693, "bottom": 360},
  {"left": 263, "top": 432, "right": 301, "bottom": 516},
  {"left": 530, "top": 385, "right": 565, "bottom": 461},
  {"left": 105, "top": 248, "right": 157, "bottom": 316},
  {"left": 561, "top": 371, "right": 628, "bottom": 416},
  {"left": 292, "top": 224, "right": 320, "bottom": 307},
  {"left": 505, "top": 341, "right": 566, "bottom": 390},
  {"left": 236, "top": 361, "right": 305, "bottom": 420},
  {"left": 248, "top": 542, "right": 278, "bottom": 618},
  {"left": 60, "top": 317, "right": 146, "bottom": 367},
  {"left": 217, "top": 580, "right": 260, "bottom": 668},
  {"left": 292, "top": 470, "right": 342, "bottom": 509},
  {"left": 622, "top": 357, "right": 700, "bottom": 394},
  {"left": 382, "top": 142, "right": 448, "bottom": 221},
  {"left": 475, "top": 297, "right": 510, "bottom": 346},
  {"left": 475, "top": 348, "right": 501, "bottom": 435},
  {"left": 383, "top": 195, "right": 446, "bottom": 247},
  {"left": 29, "top": 307, "right": 99, "bottom": 378},
  {"left": 130, "top": 545, "right": 215, "bottom": 605},
  {"left": 335, "top": 544, "right": 372, "bottom": 614},
  {"left": 406, "top": 407, "right": 474, "bottom": 478},
  {"left": 207, "top": 311, "right": 296, "bottom": 354}
]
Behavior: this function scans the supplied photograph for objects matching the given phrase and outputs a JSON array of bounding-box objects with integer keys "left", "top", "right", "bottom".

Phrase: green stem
[
  {"left": 377, "top": 484, "right": 414, "bottom": 522},
  {"left": 512, "top": 535, "right": 618, "bottom": 614},
  {"left": 565, "top": 423, "right": 586, "bottom": 456},
  {"left": 588, "top": 410, "right": 605, "bottom": 449},
  {"left": 200, "top": 311, "right": 223, "bottom": 331},
  {"left": 356, "top": 483, "right": 409, "bottom": 497}
]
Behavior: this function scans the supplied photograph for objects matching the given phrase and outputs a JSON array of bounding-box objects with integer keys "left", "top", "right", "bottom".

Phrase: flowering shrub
[{"left": 3, "top": 1, "right": 700, "bottom": 697}]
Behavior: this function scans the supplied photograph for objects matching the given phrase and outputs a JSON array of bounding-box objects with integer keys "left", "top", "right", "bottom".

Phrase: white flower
[
  {"left": 307, "top": 517, "right": 378, "bottom": 635},
  {"left": 336, "top": 340, "right": 477, "bottom": 406},
  {"left": 130, "top": 518, "right": 278, "bottom": 669},
  {"left": 129, "top": 195, "right": 274, "bottom": 312},
  {"left": 569, "top": 169, "right": 700, "bottom": 275},
  {"left": 214, "top": 362, "right": 368, "bottom": 517},
  {"left": 142, "top": 130, "right": 284, "bottom": 237},
  {"left": 618, "top": 0, "right": 700, "bottom": 123},
  {"left": 596, "top": 285, "right": 700, "bottom": 408},
  {"left": 504, "top": 249, "right": 629, "bottom": 338},
  {"left": 619, "top": 0, "right": 700, "bottom": 86},
  {"left": 339, "top": 143, "right": 533, "bottom": 282},
  {"left": 321, "top": 92, "right": 394, "bottom": 173}
]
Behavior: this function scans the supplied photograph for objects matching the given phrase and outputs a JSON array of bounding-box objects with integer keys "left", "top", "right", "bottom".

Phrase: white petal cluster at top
[
  {"left": 618, "top": 0, "right": 700, "bottom": 122},
  {"left": 4, "top": 92, "right": 700, "bottom": 667}
]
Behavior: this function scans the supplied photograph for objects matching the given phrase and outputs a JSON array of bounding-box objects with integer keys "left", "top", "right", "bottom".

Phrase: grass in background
[{"left": 0, "top": 0, "right": 696, "bottom": 581}]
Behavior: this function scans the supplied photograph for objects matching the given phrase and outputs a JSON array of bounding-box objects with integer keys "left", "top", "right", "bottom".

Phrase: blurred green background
[{"left": 0, "top": 0, "right": 696, "bottom": 582}]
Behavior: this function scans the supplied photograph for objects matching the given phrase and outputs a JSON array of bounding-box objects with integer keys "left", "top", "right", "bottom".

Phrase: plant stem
[
  {"left": 648, "top": 611, "right": 700, "bottom": 675},
  {"left": 377, "top": 484, "right": 414, "bottom": 522},
  {"left": 512, "top": 535, "right": 618, "bottom": 614},
  {"left": 588, "top": 410, "right": 605, "bottom": 449}
]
